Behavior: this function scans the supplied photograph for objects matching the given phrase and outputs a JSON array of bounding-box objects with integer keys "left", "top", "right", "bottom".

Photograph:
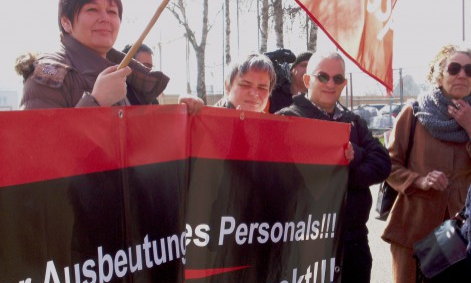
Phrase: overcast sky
[{"left": 0, "top": 0, "right": 469, "bottom": 96}]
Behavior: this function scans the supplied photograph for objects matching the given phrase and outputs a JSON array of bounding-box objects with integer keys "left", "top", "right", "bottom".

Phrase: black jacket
[
  {"left": 214, "top": 97, "right": 236, "bottom": 109},
  {"left": 277, "top": 94, "right": 391, "bottom": 241},
  {"left": 269, "top": 82, "right": 293, "bottom": 113}
]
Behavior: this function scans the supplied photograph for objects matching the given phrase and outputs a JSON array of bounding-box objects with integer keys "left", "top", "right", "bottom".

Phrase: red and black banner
[{"left": 0, "top": 105, "right": 350, "bottom": 283}]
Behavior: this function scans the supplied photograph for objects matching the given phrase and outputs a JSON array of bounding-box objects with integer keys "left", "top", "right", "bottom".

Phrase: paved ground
[{"left": 367, "top": 183, "right": 393, "bottom": 283}]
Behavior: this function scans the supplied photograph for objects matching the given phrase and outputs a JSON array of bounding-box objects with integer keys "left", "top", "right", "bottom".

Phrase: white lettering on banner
[
  {"left": 42, "top": 233, "right": 187, "bottom": 283},
  {"left": 83, "top": 260, "right": 97, "bottom": 282},
  {"left": 19, "top": 218, "right": 337, "bottom": 282},
  {"left": 185, "top": 223, "right": 210, "bottom": 247},
  {"left": 219, "top": 216, "right": 236, "bottom": 245},
  {"left": 366, "top": 0, "right": 394, "bottom": 40},
  {"left": 277, "top": 258, "right": 337, "bottom": 283},
  {"left": 5, "top": 279, "right": 32, "bottom": 283},
  {"left": 218, "top": 213, "right": 337, "bottom": 246},
  {"left": 44, "top": 261, "right": 60, "bottom": 283}
]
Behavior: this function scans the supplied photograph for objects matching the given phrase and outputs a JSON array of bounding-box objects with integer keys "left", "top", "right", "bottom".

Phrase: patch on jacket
[{"left": 32, "top": 63, "right": 68, "bottom": 89}]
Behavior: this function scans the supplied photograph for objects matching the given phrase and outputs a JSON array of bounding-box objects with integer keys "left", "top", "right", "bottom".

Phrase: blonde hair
[{"left": 427, "top": 44, "right": 471, "bottom": 86}]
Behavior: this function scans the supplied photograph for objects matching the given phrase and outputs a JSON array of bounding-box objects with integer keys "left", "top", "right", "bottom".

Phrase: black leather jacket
[{"left": 277, "top": 93, "right": 391, "bottom": 241}]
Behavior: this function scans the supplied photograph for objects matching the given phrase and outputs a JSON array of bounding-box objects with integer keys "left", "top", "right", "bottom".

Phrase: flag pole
[{"left": 118, "top": 0, "right": 171, "bottom": 70}]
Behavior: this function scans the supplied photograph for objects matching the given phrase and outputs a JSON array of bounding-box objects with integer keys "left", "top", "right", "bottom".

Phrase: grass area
[
  {"left": 373, "top": 131, "right": 388, "bottom": 146},
  {"left": 378, "top": 135, "right": 385, "bottom": 146}
]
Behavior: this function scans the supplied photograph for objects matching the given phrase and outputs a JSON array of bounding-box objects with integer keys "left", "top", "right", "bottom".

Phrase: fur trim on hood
[{"left": 15, "top": 52, "right": 37, "bottom": 81}]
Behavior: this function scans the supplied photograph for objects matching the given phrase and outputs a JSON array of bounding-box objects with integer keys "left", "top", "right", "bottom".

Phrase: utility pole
[
  {"left": 399, "top": 68, "right": 403, "bottom": 105},
  {"left": 463, "top": 0, "right": 466, "bottom": 41}
]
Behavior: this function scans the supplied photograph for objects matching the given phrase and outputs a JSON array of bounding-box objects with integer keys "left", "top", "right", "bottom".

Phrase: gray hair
[
  {"left": 225, "top": 53, "right": 276, "bottom": 93},
  {"left": 305, "top": 51, "right": 345, "bottom": 75},
  {"left": 427, "top": 44, "right": 471, "bottom": 86}
]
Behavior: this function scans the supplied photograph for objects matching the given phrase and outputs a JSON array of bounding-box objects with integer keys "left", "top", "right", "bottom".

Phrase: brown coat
[
  {"left": 382, "top": 104, "right": 471, "bottom": 248},
  {"left": 20, "top": 35, "right": 169, "bottom": 109}
]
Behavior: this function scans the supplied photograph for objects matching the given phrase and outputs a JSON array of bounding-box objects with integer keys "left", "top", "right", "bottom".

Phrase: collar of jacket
[{"left": 293, "top": 93, "right": 354, "bottom": 122}]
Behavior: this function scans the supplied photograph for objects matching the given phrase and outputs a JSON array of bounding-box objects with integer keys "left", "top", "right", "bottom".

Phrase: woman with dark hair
[
  {"left": 382, "top": 44, "right": 471, "bottom": 283},
  {"left": 16, "top": 0, "right": 202, "bottom": 111}
]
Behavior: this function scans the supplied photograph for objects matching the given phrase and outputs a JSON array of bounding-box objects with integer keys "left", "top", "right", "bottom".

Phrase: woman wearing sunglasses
[
  {"left": 277, "top": 51, "right": 392, "bottom": 283},
  {"left": 381, "top": 44, "right": 471, "bottom": 283}
]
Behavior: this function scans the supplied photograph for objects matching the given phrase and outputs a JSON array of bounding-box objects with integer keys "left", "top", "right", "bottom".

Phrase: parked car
[
  {"left": 353, "top": 105, "right": 379, "bottom": 122},
  {"left": 369, "top": 115, "right": 394, "bottom": 130},
  {"left": 353, "top": 104, "right": 386, "bottom": 111},
  {"left": 379, "top": 103, "right": 403, "bottom": 118},
  {"left": 367, "top": 104, "right": 387, "bottom": 111}
]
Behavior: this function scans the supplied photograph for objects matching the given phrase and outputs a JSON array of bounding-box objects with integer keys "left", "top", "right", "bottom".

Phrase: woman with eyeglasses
[
  {"left": 122, "top": 43, "right": 163, "bottom": 105},
  {"left": 381, "top": 44, "right": 471, "bottom": 283},
  {"left": 277, "top": 50, "right": 392, "bottom": 283}
]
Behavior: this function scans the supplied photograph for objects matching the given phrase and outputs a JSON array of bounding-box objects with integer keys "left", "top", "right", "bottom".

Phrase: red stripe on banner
[
  {"left": 185, "top": 266, "right": 252, "bottom": 279},
  {"left": 0, "top": 105, "right": 188, "bottom": 187},
  {"left": 124, "top": 105, "right": 188, "bottom": 168},
  {"left": 190, "top": 107, "right": 350, "bottom": 165},
  {"left": 0, "top": 105, "right": 349, "bottom": 187}
]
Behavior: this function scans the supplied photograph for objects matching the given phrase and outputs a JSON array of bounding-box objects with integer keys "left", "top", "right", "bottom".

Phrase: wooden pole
[{"left": 118, "top": 0, "right": 171, "bottom": 69}]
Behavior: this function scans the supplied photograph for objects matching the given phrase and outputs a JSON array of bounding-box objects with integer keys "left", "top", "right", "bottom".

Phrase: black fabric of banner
[
  {"left": 0, "top": 161, "right": 187, "bottom": 283},
  {"left": 0, "top": 106, "right": 349, "bottom": 283},
  {"left": 185, "top": 158, "right": 347, "bottom": 282}
]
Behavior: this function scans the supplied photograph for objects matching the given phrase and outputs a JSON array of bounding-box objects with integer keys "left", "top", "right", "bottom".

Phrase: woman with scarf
[{"left": 381, "top": 44, "right": 471, "bottom": 283}]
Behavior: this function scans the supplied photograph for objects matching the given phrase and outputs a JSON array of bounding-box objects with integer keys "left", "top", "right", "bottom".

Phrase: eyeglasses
[
  {"left": 313, "top": 72, "right": 346, "bottom": 85},
  {"left": 446, "top": 62, "right": 471, "bottom": 77}
]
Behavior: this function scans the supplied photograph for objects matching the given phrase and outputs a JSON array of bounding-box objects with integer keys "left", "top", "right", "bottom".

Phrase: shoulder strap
[{"left": 404, "top": 101, "right": 418, "bottom": 165}]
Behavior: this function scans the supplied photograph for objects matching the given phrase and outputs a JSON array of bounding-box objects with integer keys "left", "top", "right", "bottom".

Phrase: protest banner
[{"left": 0, "top": 105, "right": 349, "bottom": 283}]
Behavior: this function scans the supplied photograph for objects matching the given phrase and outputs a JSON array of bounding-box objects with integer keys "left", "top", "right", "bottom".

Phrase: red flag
[{"left": 295, "top": 0, "right": 396, "bottom": 91}]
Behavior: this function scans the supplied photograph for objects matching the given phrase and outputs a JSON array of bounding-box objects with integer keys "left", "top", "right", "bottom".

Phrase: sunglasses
[
  {"left": 446, "top": 62, "right": 471, "bottom": 77},
  {"left": 313, "top": 72, "right": 346, "bottom": 85}
]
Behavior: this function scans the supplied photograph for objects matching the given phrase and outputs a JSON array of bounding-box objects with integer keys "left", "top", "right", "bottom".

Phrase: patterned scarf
[
  {"left": 416, "top": 88, "right": 471, "bottom": 143},
  {"left": 311, "top": 101, "right": 345, "bottom": 120}
]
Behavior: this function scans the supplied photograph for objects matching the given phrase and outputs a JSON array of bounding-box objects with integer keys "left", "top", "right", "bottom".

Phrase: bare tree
[
  {"left": 225, "top": 0, "right": 231, "bottom": 65},
  {"left": 284, "top": 4, "right": 318, "bottom": 52},
  {"left": 272, "top": 0, "right": 284, "bottom": 48},
  {"left": 168, "top": 0, "right": 210, "bottom": 104},
  {"left": 261, "top": 0, "right": 318, "bottom": 53},
  {"left": 259, "top": 0, "right": 269, "bottom": 53},
  {"left": 307, "top": 18, "right": 318, "bottom": 52}
]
